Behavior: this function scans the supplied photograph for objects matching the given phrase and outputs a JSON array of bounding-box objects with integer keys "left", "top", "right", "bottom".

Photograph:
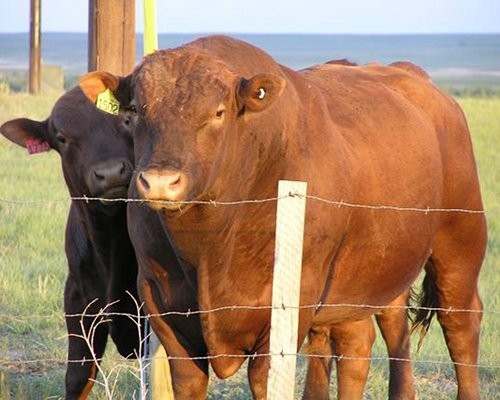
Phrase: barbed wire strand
[
  {"left": 69, "top": 302, "right": 490, "bottom": 317},
  {"left": 1, "top": 353, "right": 498, "bottom": 370},
  {"left": 0, "top": 192, "right": 488, "bottom": 214},
  {"left": 1, "top": 302, "right": 496, "bottom": 321}
]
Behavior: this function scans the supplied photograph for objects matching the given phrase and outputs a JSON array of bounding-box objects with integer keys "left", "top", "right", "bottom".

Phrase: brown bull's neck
[{"left": 161, "top": 197, "right": 277, "bottom": 371}]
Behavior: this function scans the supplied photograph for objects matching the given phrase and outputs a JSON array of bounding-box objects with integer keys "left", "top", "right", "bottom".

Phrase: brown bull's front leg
[{"left": 142, "top": 278, "right": 209, "bottom": 400}]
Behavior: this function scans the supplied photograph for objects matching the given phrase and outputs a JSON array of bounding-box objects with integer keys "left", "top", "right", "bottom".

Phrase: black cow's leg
[
  {"left": 64, "top": 277, "right": 109, "bottom": 400},
  {"left": 107, "top": 280, "right": 142, "bottom": 359},
  {"left": 108, "top": 296, "right": 142, "bottom": 359},
  {"left": 106, "top": 233, "right": 142, "bottom": 359}
]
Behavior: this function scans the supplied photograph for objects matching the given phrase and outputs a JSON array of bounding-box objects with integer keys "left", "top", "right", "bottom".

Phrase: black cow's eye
[
  {"left": 56, "top": 133, "right": 67, "bottom": 144},
  {"left": 125, "top": 105, "right": 137, "bottom": 114}
]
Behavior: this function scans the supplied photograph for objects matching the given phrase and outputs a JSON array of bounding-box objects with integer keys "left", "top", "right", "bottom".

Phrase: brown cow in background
[{"left": 80, "top": 35, "right": 486, "bottom": 399}]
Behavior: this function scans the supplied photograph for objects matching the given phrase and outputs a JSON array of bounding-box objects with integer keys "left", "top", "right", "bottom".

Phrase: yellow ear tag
[{"left": 96, "top": 88, "right": 120, "bottom": 115}]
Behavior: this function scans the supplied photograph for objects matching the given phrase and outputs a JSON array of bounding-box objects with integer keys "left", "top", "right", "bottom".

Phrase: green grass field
[{"left": 0, "top": 92, "right": 498, "bottom": 399}]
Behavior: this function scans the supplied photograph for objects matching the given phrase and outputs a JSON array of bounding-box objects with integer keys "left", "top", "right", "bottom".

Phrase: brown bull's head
[{"left": 80, "top": 47, "right": 286, "bottom": 214}]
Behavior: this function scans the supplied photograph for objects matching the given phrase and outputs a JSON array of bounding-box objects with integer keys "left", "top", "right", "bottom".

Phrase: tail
[{"left": 409, "top": 258, "right": 439, "bottom": 352}]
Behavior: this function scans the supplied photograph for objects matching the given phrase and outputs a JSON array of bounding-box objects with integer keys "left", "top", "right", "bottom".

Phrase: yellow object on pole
[
  {"left": 143, "top": 0, "right": 158, "bottom": 55},
  {"left": 151, "top": 337, "right": 174, "bottom": 399},
  {"left": 142, "top": 5, "right": 173, "bottom": 398}
]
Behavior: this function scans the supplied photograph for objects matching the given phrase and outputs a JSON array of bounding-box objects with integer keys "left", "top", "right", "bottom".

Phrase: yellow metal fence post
[
  {"left": 142, "top": 2, "right": 173, "bottom": 398},
  {"left": 143, "top": 0, "right": 158, "bottom": 54}
]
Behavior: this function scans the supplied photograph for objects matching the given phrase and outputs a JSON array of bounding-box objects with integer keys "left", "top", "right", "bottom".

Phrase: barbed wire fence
[{"left": 0, "top": 182, "right": 497, "bottom": 399}]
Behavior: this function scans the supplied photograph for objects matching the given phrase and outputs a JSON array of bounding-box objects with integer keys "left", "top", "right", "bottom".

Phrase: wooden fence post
[{"left": 267, "top": 180, "right": 307, "bottom": 400}]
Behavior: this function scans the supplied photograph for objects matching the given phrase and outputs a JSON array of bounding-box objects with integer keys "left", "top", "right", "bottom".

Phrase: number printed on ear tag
[
  {"left": 26, "top": 138, "right": 50, "bottom": 155},
  {"left": 96, "top": 88, "right": 120, "bottom": 115}
]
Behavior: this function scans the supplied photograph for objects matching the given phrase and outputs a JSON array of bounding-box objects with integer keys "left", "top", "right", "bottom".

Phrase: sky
[{"left": 0, "top": 0, "right": 499, "bottom": 34}]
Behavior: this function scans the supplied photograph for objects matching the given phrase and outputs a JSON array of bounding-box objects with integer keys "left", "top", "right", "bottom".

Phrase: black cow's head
[{"left": 0, "top": 87, "right": 134, "bottom": 212}]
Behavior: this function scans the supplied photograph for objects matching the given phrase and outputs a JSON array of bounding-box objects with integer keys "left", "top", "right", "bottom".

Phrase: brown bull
[{"left": 80, "top": 35, "right": 486, "bottom": 399}]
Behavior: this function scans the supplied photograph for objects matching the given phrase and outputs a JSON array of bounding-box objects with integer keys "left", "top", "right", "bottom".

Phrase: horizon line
[{"left": 1, "top": 31, "right": 500, "bottom": 36}]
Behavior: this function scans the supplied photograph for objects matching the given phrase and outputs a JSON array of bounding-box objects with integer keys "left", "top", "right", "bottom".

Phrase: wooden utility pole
[
  {"left": 28, "top": 0, "right": 41, "bottom": 94},
  {"left": 88, "top": 0, "right": 135, "bottom": 75}
]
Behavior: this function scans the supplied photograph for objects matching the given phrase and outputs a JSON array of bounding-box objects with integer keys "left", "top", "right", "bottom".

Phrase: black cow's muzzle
[{"left": 86, "top": 158, "right": 133, "bottom": 203}]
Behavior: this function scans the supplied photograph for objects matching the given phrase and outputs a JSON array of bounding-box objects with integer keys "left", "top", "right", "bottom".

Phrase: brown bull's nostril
[
  {"left": 171, "top": 175, "right": 181, "bottom": 186},
  {"left": 137, "top": 172, "right": 150, "bottom": 192}
]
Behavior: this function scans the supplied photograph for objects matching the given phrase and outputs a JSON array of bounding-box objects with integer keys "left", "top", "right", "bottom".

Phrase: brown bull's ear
[
  {"left": 79, "top": 71, "right": 132, "bottom": 110},
  {"left": 0, "top": 118, "right": 51, "bottom": 155},
  {"left": 237, "top": 73, "right": 286, "bottom": 112},
  {"left": 79, "top": 71, "right": 120, "bottom": 103}
]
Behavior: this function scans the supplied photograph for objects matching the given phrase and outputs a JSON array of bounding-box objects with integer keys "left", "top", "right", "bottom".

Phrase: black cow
[{"left": 1, "top": 87, "right": 141, "bottom": 399}]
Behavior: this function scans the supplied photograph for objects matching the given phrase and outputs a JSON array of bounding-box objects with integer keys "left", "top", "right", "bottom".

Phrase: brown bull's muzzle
[{"left": 136, "top": 169, "right": 189, "bottom": 210}]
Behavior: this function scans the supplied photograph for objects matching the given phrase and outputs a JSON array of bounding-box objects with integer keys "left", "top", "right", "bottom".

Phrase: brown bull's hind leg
[
  {"left": 375, "top": 291, "right": 416, "bottom": 400},
  {"left": 430, "top": 257, "right": 483, "bottom": 398},
  {"left": 424, "top": 214, "right": 486, "bottom": 400},
  {"left": 330, "top": 318, "right": 376, "bottom": 400},
  {"left": 302, "top": 326, "right": 334, "bottom": 400},
  {"left": 303, "top": 319, "right": 376, "bottom": 400}
]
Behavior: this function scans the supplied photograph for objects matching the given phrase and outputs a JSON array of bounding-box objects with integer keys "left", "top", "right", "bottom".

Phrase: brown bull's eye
[{"left": 215, "top": 103, "right": 226, "bottom": 119}]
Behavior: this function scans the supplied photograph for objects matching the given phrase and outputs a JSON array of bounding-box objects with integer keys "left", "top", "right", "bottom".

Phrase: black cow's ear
[
  {"left": 0, "top": 118, "right": 51, "bottom": 154},
  {"left": 237, "top": 73, "right": 286, "bottom": 112}
]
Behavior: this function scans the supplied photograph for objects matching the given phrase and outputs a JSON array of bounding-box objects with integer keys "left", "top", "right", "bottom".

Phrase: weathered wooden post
[
  {"left": 87, "top": 0, "right": 136, "bottom": 75},
  {"left": 267, "top": 180, "right": 307, "bottom": 399},
  {"left": 28, "top": 0, "right": 41, "bottom": 94}
]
